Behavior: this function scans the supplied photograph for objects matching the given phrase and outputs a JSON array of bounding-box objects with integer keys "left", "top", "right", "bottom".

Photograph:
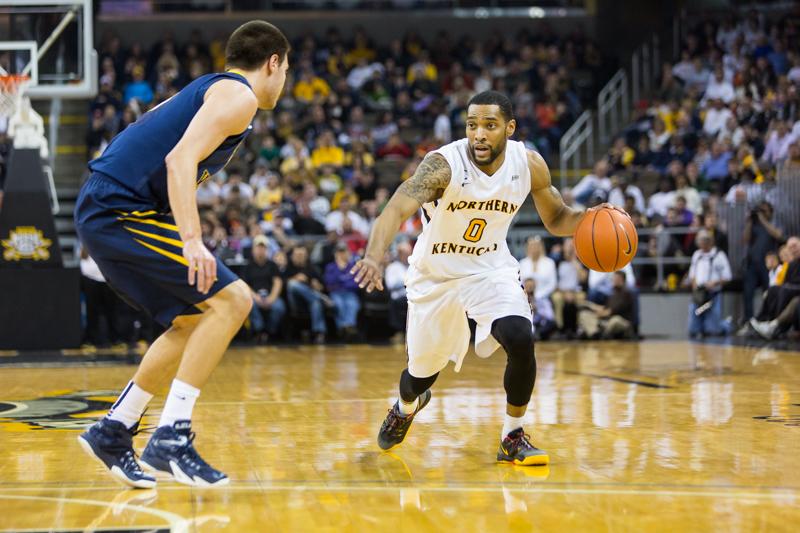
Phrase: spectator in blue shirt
[
  {"left": 323, "top": 243, "right": 361, "bottom": 339},
  {"left": 767, "top": 41, "right": 789, "bottom": 76},
  {"left": 123, "top": 66, "right": 154, "bottom": 106},
  {"left": 701, "top": 141, "right": 733, "bottom": 181}
]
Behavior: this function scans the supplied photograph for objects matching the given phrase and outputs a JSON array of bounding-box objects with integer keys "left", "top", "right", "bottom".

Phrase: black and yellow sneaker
[
  {"left": 497, "top": 428, "right": 549, "bottom": 466},
  {"left": 377, "top": 389, "right": 432, "bottom": 451}
]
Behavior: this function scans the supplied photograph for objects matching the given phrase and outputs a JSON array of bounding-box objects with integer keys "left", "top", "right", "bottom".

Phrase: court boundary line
[
  {"left": 0, "top": 494, "right": 188, "bottom": 533},
  {"left": 0, "top": 484, "right": 797, "bottom": 498}
]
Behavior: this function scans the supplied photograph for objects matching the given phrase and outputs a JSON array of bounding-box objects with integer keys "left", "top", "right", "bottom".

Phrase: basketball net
[
  {"left": 0, "top": 74, "right": 31, "bottom": 121},
  {"left": 1, "top": 74, "right": 49, "bottom": 158}
]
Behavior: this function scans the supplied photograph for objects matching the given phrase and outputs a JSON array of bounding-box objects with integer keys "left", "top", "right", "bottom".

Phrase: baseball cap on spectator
[{"left": 253, "top": 235, "right": 269, "bottom": 248}]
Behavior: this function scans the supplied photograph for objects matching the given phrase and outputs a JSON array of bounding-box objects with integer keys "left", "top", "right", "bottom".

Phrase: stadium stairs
[{"left": 33, "top": 98, "right": 89, "bottom": 266}]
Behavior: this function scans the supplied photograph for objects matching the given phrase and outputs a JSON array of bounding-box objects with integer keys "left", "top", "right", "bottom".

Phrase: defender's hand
[
  {"left": 184, "top": 238, "right": 217, "bottom": 294},
  {"left": 351, "top": 256, "right": 384, "bottom": 293}
]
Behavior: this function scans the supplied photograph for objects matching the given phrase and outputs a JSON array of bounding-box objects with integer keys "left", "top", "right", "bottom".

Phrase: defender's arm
[
  {"left": 351, "top": 152, "right": 451, "bottom": 292},
  {"left": 165, "top": 80, "right": 257, "bottom": 292}
]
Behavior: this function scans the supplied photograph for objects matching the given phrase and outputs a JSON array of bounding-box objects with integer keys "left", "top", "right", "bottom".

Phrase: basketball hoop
[{"left": 0, "top": 74, "right": 31, "bottom": 120}]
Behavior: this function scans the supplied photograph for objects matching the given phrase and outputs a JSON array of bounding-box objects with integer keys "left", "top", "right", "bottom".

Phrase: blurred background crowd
[{"left": 75, "top": 11, "right": 800, "bottom": 348}]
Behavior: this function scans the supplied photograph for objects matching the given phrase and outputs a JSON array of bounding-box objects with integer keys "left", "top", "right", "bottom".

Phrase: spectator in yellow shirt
[
  {"left": 254, "top": 173, "right": 283, "bottom": 211},
  {"left": 311, "top": 131, "right": 345, "bottom": 169},
  {"left": 344, "top": 30, "right": 376, "bottom": 67},
  {"left": 406, "top": 51, "right": 438, "bottom": 84},
  {"left": 293, "top": 69, "right": 331, "bottom": 104}
]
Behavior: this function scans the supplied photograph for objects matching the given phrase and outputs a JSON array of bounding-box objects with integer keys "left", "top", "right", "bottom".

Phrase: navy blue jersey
[{"left": 89, "top": 71, "right": 253, "bottom": 211}]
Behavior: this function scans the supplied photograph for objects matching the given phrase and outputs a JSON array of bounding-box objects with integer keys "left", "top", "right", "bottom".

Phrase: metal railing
[
  {"left": 596, "top": 69, "right": 629, "bottom": 146},
  {"left": 507, "top": 225, "right": 717, "bottom": 289},
  {"left": 716, "top": 167, "right": 800, "bottom": 278},
  {"left": 558, "top": 109, "right": 593, "bottom": 189},
  {"left": 631, "top": 34, "right": 661, "bottom": 108}
]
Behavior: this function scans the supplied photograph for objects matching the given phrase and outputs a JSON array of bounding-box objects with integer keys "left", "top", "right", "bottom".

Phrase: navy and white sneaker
[
  {"left": 140, "top": 420, "right": 229, "bottom": 487},
  {"left": 78, "top": 418, "right": 156, "bottom": 489}
]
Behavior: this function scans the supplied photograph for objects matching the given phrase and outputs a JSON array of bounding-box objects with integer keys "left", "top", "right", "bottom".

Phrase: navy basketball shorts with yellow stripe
[{"left": 74, "top": 172, "right": 238, "bottom": 327}]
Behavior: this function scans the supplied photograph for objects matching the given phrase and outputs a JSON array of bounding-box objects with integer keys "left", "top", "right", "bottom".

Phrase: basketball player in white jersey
[{"left": 352, "top": 91, "right": 616, "bottom": 465}]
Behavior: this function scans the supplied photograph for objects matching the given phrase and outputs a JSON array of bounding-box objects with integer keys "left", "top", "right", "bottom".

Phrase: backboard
[{"left": 0, "top": 0, "right": 96, "bottom": 99}]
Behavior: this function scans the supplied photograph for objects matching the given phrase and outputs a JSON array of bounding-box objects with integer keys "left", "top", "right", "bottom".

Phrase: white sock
[
  {"left": 501, "top": 414, "right": 526, "bottom": 440},
  {"left": 158, "top": 379, "right": 200, "bottom": 428},
  {"left": 397, "top": 397, "right": 418, "bottom": 415},
  {"left": 107, "top": 381, "right": 153, "bottom": 429}
]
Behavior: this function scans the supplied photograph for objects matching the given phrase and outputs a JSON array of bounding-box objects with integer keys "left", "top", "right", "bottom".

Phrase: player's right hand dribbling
[
  {"left": 184, "top": 238, "right": 217, "bottom": 294},
  {"left": 351, "top": 256, "right": 384, "bottom": 293}
]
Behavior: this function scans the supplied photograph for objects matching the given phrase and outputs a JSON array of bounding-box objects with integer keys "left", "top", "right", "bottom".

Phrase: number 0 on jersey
[{"left": 463, "top": 218, "right": 487, "bottom": 243}]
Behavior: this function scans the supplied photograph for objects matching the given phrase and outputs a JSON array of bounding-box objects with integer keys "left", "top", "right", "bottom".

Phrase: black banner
[{"left": 0, "top": 148, "right": 62, "bottom": 267}]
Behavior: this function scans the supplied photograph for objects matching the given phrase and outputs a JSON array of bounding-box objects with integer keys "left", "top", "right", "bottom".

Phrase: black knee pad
[
  {"left": 492, "top": 316, "right": 535, "bottom": 361},
  {"left": 399, "top": 368, "right": 438, "bottom": 402}
]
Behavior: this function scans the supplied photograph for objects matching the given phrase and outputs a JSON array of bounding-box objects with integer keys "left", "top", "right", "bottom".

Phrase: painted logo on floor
[{"left": 0, "top": 390, "right": 117, "bottom": 431}]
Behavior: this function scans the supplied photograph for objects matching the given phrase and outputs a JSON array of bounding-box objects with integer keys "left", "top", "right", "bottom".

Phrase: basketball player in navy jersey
[
  {"left": 353, "top": 91, "right": 623, "bottom": 465},
  {"left": 76, "top": 21, "right": 290, "bottom": 487}
]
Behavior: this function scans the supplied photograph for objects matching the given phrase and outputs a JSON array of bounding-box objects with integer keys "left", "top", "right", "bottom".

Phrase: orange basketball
[{"left": 574, "top": 207, "right": 638, "bottom": 272}]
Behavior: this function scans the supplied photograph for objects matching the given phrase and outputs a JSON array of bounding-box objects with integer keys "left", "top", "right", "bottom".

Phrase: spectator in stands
[
  {"left": 687, "top": 230, "right": 732, "bottom": 337},
  {"left": 519, "top": 236, "right": 557, "bottom": 301},
  {"left": 311, "top": 131, "right": 345, "bottom": 169},
  {"left": 253, "top": 171, "right": 283, "bottom": 212},
  {"left": 647, "top": 177, "right": 676, "bottom": 221},
  {"left": 243, "top": 236, "right": 286, "bottom": 344},
  {"left": 766, "top": 250, "right": 783, "bottom": 287},
  {"left": 221, "top": 170, "right": 254, "bottom": 202},
  {"left": 588, "top": 263, "right": 636, "bottom": 304},
  {"left": 294, "top": 182, "right": 329, "bottom": 234},
  {"left": 648, "top": 117, "right": 671, "bottom": 152},
  {"left": 701, "top": 211, "right": 728, "bottom": 253},
  {"left": 762, "top": 120, "right": 796, "bottom": 167},
  {"left": 673, "top": 196, "right": 695, "bottom": 226},
  {"left": 80, "top": 247, "right": 121, "bottom": 347},
  {"left": 293, "top": 68, "right": 331, "bottom": 105},
  {"left": 742, "top": 200, "right": 784, "bottom": 319},
  {"left": 701, "top": 141, "right": 734, "bottom": 182},
  {"left": 749, "top": 236, "right": 800, "bottom": 339},
  {"left": 325, "top": 195, "right": 370, "bottom": 237},
  {"left": 285, "top": 246, "right": 328, "bottom": 344},
  {"left": 571, "top": 159, "right": 612, "bottom": 205},
  {"left": 372, "top": 111, "right": 399, "bottom": 149},
  {"left": 608, "top": 175, "right": 646, "bottom": 215},
  {"left": 550, "top": 238, "right": 586, "bottom": 336},
  {"left": 703, "top": 99, "right": 734, "bottom": 138},
  {"left": 122, "top": 65, "right": 153, "bottom": 106},
  {"left": 702, "top": 66, "right": 735, "bottom": 105},
  {"left": 385, "top": 241, "right": 411, "bottom": 339},
  {"left": 578, "top": 272, "right": 635, "bottom": 339},
  {"left": 524, "top": 278, "right": 556, "bottom": 341},
  {"left": 377, "top": 132, "right": 412, "bottom": 159},
  {"left": 323, "top": 243, "right": 361, "bottom": 340},
  {"left": 675, "top": 173, "right": 703, "bottom": 216}
]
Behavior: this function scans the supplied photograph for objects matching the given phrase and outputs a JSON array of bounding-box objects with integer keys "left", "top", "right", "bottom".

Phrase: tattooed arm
[{"left": 351, "top": 152, "right": 451, "bottom": 292}]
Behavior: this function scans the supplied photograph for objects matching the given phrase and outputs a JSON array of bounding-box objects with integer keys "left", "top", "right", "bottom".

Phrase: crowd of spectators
[
  {"left": 566, "top": 12, "right": 800, "bottom": 338},
  {"left": 516, "top": 235, "right": 638, "bottom": 341},
  {"left": 79, "top": 24, "right": 608, "bottom": 344},
  {"left": 76, "top": 14, "right": 800, "bottom": 345}
]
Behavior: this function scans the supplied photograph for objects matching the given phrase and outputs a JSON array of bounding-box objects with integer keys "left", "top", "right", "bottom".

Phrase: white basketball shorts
[{"left": 404, "top": 267, "right": 533, "bottom": 377}]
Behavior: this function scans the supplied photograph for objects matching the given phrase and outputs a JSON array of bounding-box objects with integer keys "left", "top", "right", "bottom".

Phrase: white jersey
[{"left": 407, "top": 138, "right": 531, "bottom": 283}]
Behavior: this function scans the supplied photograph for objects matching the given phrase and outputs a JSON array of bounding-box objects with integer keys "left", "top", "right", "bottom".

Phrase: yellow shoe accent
[{"left": 515, "top": 453, "right": 549, "bottom": 466}]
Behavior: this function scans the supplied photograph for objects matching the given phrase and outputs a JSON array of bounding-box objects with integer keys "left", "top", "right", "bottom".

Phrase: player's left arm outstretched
[{"left": 528, "top": 150, "right": 623, "bottom": 237}]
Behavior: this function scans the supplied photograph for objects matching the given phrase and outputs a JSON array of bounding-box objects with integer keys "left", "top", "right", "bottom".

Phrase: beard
[{"left": 469, "top": 138, "right": 506, "bottom": 166}]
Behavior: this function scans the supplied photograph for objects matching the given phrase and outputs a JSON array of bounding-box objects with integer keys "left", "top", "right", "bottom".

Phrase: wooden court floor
[{"left": 0, "top": 341, "right": 798, "bottom": 532}]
